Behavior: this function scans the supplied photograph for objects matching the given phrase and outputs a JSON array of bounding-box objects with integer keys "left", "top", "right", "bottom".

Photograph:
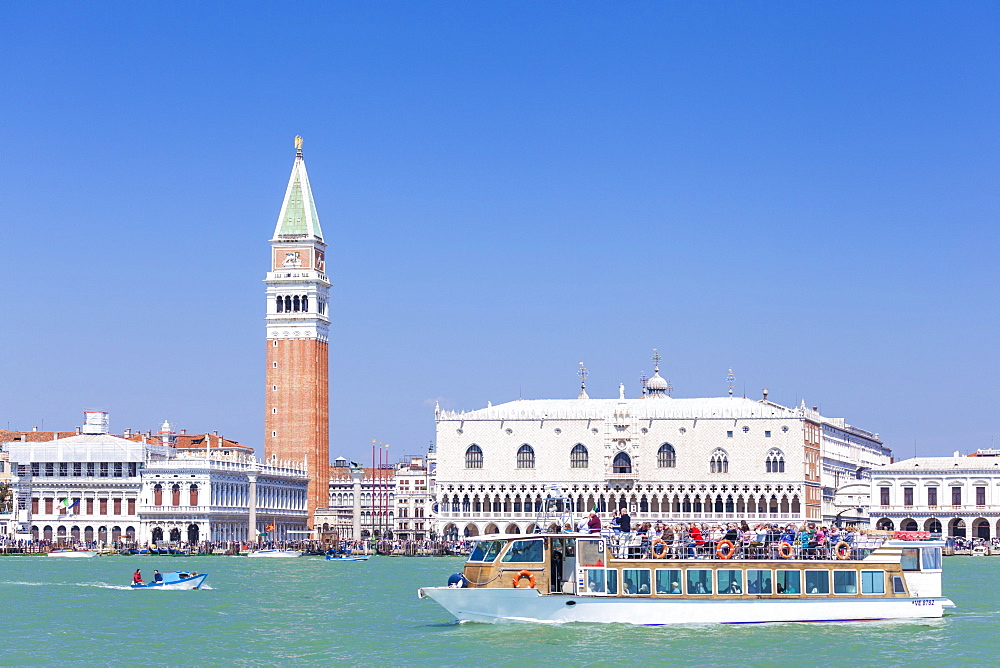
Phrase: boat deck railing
[{"left": 604, "top": 530, "right": 888, "bottom": 562}]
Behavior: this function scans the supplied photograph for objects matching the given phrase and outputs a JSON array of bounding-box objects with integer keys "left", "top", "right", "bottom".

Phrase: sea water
[{"left": 1, "top": 555, "right": 997, "bottom": 665}]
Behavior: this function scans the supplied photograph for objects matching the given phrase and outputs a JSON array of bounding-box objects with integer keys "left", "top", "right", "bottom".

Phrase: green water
[{"left": 1, "top": 555, "right": 997, "bottom": 665}]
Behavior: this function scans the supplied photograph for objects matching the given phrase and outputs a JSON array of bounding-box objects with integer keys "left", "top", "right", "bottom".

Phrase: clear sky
[{"left": 1, "top": 3, "right": 997, "bottom": 464}]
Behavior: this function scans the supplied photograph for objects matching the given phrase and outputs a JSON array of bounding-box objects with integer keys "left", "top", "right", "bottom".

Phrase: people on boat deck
[
  {"left": 587, "top": 512, "right": 602, "bottom": 534},
  {"left": 153, "top": 570, "right": 163, "bottom": 583},
  {"left": 590, "top": 519, "right": 866, "bottom": 560},
  {"left": 610, "top": 510, "right": 621, "bottom": 535},
  {"left": 618, "top": 508, "right": 631, "bottom": 534},
  {"left": 132, "top": 569, "right": 143, "bottom": 585}
]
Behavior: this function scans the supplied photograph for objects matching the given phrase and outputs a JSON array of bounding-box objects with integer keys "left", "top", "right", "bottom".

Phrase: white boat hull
[
  {"left": 131, "top": 574, "right": 208, "bottom": 590},
  {"left": 247, "top": 550, "right": 303, "bottom": 558},
  {"left": 418, "top": 587, "right": 955, "bottom": 625},
  {"left": 47, "top": 550, "right": 97, "bottom": 558}
]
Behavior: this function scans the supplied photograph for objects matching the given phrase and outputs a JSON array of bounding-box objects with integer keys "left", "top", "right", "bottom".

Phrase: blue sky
[{"left": 1, "top": 3, "right": 997, "bottom": 463}]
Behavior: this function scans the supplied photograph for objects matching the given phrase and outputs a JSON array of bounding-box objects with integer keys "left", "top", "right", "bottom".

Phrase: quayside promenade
[{"left": 0, "top": 537, "right": 471, "bottom": 557}]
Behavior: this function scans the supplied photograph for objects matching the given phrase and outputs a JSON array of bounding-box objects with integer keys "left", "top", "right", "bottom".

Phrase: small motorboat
[
  {"left": 47, "top": 549, "right": 98, "bottom": 558},
  {"left": 325, "top": 554, "right": 369, "bottom": 562},
  {"left": 247, "top": 549, "right": 303, "bottom": 558},
  {"left": 131, "top": 572, "right": 208, "bottom": 590}
]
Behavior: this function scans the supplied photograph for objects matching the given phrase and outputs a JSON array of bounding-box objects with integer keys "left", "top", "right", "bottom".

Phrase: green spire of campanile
[{"left": 272, "top": 135, "right": 324, "bottom": 241}]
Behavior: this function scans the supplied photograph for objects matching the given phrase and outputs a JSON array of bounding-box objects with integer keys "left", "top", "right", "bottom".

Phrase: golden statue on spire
[{"left": 294, "top": 135, "right": 303, "bottom": 150}]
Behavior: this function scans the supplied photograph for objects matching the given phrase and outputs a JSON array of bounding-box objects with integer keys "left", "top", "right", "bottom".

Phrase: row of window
[
  {"left": 30, "top": 462, "right": 139, "bottom": 478},
  {"left": 275, "top": 295, "right": 309, "bottom": 313},
  {"left": 581, "top": 567, "right": 898, "bottom": 597},
  {"left": 880, "top": 486, "right": 988, "bottom": 507},
  {"left": 32, "top": 497, "right": 136, "bottom": 516},
  {"left": 465, "top": 444, "right": 785, "bottom": 474}
]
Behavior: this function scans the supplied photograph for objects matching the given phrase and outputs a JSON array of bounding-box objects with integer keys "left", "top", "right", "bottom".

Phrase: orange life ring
[
  {"left": 777, "top": 542, "right": 794, "bottom": 559},
  {"left": 835, "top": 541, "right": 851, "bottom": 560},
  {"left": 716, "top": 539, "right": 735, "bottom": 560},
  {"left": 512, "top": 570, "right": 536, "bottom": 589},
  {"left": 651, "top": 538, "right": 668, "bottom": 559}
]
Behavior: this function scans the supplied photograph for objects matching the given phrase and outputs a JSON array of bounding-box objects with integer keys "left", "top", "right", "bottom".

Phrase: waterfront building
[
  {"left": 264, "top": 136, "right": 331, "bottom": 526},
  {"left": 316, "top": 449, "right": 437, "bottom": 542},
  {"left": 393, "top": 454, "right": 435, "bottom": 541},
  {"left": 871, "top": 449, "right": 1000, "bottom": 539},
  {"left": 432, "top": 360, "right": 890, "bottom": 538},
  {"left": 320, "top": 458, "right": 395, "bottom": 541},
  {"left": 2, "top": 412, "right": 308, "bottom": 545}
]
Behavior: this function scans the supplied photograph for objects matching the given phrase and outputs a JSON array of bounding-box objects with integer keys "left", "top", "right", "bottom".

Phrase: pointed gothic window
[
  {"left": 570, "top": 444, "right": 588, "bottom": 468},
  {"left": 766, "top": 449, "right": 785, "bottom": 473},
  {"left": 613, "top": 452, "right": 632, "bottom": 474},
  {"left": 657, "top": 443, "right": 676, "bottom": 468},
  {"left": 710, "top": 449, "right": 729, "bottom": 474},
  {"left": 465, "top": 445, "right": 483, "bottom": 469},
  {"left": 517, "top": 444, "right": 535, "bottom": 469}
]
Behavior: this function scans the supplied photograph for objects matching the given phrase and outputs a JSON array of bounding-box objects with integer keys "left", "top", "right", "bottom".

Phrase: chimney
[
  {"left": 762, "top": 389, "right": 769, "bottom": 401},
  {"left": 213, "top": 430, "right": 218, "bottom": 435},
  {"left": 124, "top": 428, "right": 132, "bottom": 437},
  {"left": 31, "top": 426, "right": 37, "bottom": 432},
  {"left": 181, "top": 429, "right": 187, "bottom": 435}
]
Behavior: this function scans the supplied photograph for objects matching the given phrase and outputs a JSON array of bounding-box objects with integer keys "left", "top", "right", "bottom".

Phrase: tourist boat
[
  {"left": 247, "top": 549, "right": 303, "bottom": 558},
  {"left": 971, "top": 544, "right": 988, "bottom": 557},
  {"left": 47, "top": 548, "right": 98, "bottom": 558},
  {"left": 325, "top": 554, "right": 369, "bottom": 562},
  {"left": 130, "top": 572, "right": 208, "bottom": 590},
  {"left": 418, "top": 531, "right": 955, "bottom": 624}
]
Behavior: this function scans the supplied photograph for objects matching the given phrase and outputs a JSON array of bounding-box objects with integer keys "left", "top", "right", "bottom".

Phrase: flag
[
  {"left": 265, "top": 523, "right": 275, "bottom": 532},
  {"left": 60, "top": 499, "right": 80, "bottom": 514}
]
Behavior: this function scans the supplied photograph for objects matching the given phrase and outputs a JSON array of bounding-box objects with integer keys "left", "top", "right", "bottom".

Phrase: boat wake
[{"left": 0, "top": 580, "right": 132, "bottom": 590}]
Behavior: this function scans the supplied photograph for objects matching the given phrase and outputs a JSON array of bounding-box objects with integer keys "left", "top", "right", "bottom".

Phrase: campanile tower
[{"left": 264, "top": 136, "right": 330, "bottom": 526}]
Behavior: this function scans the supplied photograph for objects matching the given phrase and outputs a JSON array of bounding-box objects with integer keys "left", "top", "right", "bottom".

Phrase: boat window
[
  {"left": 717, "top": 569, "right": 743, "bottom": 595},
  {"left": 606, "top": 569, "right": 618, "bottom": 595},
  {"left": 804, "top": 570, "right": 829, "bottom": 594},
  {"left": 655, "top": 569, "right": 683, "bottom": 595},
  {"left": 747, "top": 569, "right": 772, "bottom": 594},
  {"left": 622, "top": 569, "right": 651, "bottom": 595},
  {"left": 833, "top": 570, "right": 857, "bottom": 594},
  {"left": 686, "top": 569, "right": 712, "bottom": 595},
  {"left": 921, "top": 547, "right": 942, "bottom": 570},
  {"left": 468, "top": 541, "right": 503, "bottom": 562},
  {"left": 578, "top": 540, "right": 605, "bottom": 568},
  {"left": 900, "top": 548, "right": 920, "bottom": 571},
  {"left": 775, "top": 570, "right": 800, "bottom": 594},
  {"left": 861, "top": 570, "right": 885, "bottom": 594},
  {"left": 892, "top": 576, "right": 906, "bottom": 594},
  {"left": 500, "top": 539, "right": 544, "bottom": 563},
  {"left": 583, "top": 569, "right": 606, "bottom": 594}
]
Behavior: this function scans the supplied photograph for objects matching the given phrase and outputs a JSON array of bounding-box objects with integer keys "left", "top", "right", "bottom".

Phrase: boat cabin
[{"left": 459, "top": 531, "right": 945, "bottom": 600}]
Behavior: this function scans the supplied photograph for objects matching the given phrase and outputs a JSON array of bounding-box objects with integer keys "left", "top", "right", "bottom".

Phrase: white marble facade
[
  {"left": 4, "top": 414, "right": 309, "bottom": 545},
  {"left": 433, "top": 375, "right": 889, "bottom": 538},
  {"left": 871, "top": 451, "right": 1000, "bottom": 539}
]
